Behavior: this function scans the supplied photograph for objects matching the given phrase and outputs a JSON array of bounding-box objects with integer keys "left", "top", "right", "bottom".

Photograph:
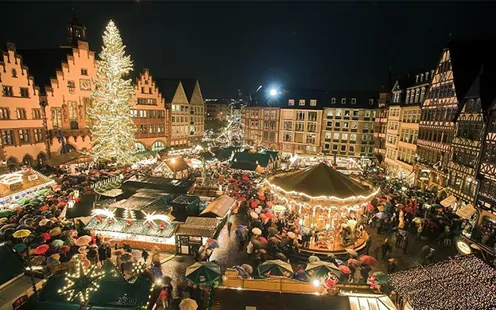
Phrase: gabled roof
[
  {"left": 268, "top": 162, "right": 371, "bottom": 198},
  {"left": 200, "top": 195, "right": 236, "bottom": 218},
  {"left": 154, "top": 78, "right": 198, "bottom": 104},
  {"left": 16, "top": 47, "right": 72, "bottom": 93}
]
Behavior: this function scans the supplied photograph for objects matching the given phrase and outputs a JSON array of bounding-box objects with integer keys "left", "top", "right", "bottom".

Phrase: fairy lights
[
  {"left": 142, "top": 211, "right": 171, "bottom": 226},
  {"left": 58, "top": 259, "right": 105, "bottom": 304},
  {"left": 88, "top": 20, "right": 137, "bottom": 166},
  {"left": 91, "top": 208, "right": 116, "bottom": 221},
  {"left": 390, "top": 255, "right": 496, "bottom": 310}
]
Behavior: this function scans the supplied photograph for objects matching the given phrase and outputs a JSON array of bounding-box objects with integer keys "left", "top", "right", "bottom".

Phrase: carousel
[{"left": 265, "top": 163, "right": 379, "bottom": 254}]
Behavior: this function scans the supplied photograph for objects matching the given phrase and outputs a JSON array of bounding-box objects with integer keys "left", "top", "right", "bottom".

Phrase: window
[
  {"left": 307, "top": 123, "right": 316, "bottom": 132},
  {"left": 81, "top": 68, "right": 88, "bottom": 75},
  {"left": 336, "top": 109, "right": 342, "bottom": 117},
  {"left": 310, "top": 99, "right": 317, "bottom": 106},
  {"left": 2, "top": 86, "right": 13, "bottom": 96},
  {"left": 349, "top": 145, "right": 355, "bottom": 152},
  {"left": 296, "top": 111, "right": 305, "bottom": 121},
  {"left": 353, "top": 110, "right": 359, "bottom": 117},
  {"left": 341, "top": 145, "right": 347, "bottom": 152},
  {"left": 67, "top": 81, "right": 75, "bottom": 89},
  {"left": 306, "top": 134, "right": 316, "bottom": 144},
  {"left": 18, "top": 129, "right": 30, "bottom": 144},
  {"left": 335, "top": 121, "right": 340, "bottom": 128},
  {"left": 350, "top": 134, "right": 356, "bottom": 141},
  {"left": 333, "top": 133, "right": 340, "bottom": 140},
  {"left": 327, "top": 110, "right": 334, "bottom": 118},
  {"left": 308, "top": 112, "right": 317, "bottom": 121},
  {"left": 16, "top": 108, "right": 26, "bottom": 119},
  {"left": 365, "top": 110, "right": 371, "bottom": 118},
  {"left": 130, "top": 109, "right": 137, "bottom": 118},
  {"left": 351, "top": 98, "right": 356, "bottom": 104},
  {"left": 0, "top": 108, "right": 9, "bottom": 119},
  {"left": 283, "top": 132, "right": 292, "bottom": 142},
  {"left": 11, "top": 69, "right": 17, "bottom": 77},
  {"left": 140, "top": 124, "right": 147, "bottom": 134},
  {"left": 288, "top": 99, "right": 295, "bottom": 106},
  {"left": 343, "top": 122, "right": 349, "bottom": 128},
  {"left": 1, "top": 130, "right": 14, "bottom": 145},
  {"left": 20, "top": 88, "right": 29, "bottom": 98},
  {"left": 34, "top": 129, "right": 43, "bottom": 142},
  {"left": 299, "top": 99, "right": 306, "bottom": 106},
  {"left": 51, "top": 108, "right": 62, "bottom": 127},
  {"left": 135, "top": 143, "right": 146, "bottom": 152},
  {"left": 326, "top": 121, "right": 332, "bottom": 128},
  {"left": 341, "top": 98, "right": 346, "bottom": 104},
  {"left": 32, "top": 109, "right": 42, "bottom": 119},
  {"left": 158, "top": 124, "right": 165, "bottom": 133},
  {"left": 295, "top": 122, "right": 305, "bottom": 131},
  {"left": 68, "top": 101, "right": 78, "bottom": 120},
  {"left": 284, "top": 121, "right": 293, "bottom": 130},
  {"left": 341, "top": 133, "right": 348, "bottom": 140}
]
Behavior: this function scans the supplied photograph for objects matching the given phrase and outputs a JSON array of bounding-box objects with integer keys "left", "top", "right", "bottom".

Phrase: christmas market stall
[
  {"left": 85, "top": 189, "right": 176, "bottom": 251},
  {"left": 175, "top": 217, "right": 222, "bottom": 255},
  {"left": 264, "top": 163, "right": 379, "bottom": 254},
  {"left": 153, "top": 157, "right": 190, "bottom": 179},
  {"left": 0, "top": 168, "right": 55, "bottom": 209},
  {"left": 389, "top": 254, "right": 496, "bottom": 310},
  {"left": 230, "top": 150, "right": 279, "bottom": 172},
  {"left": 121, "top": 176, "right": 194, "bottom": 196},
  {"left": 170, "top": 195, "right": 202, "bottom": 222}
]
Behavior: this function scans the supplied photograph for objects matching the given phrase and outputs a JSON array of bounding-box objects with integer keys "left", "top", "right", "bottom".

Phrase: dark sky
[{"left": 0, "top": 1, "right": 494, "bottom": 98}]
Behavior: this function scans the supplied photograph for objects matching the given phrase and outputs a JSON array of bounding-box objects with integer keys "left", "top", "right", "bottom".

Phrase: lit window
[
  {"left": 299, "top": 99, "right": 305, "bottom": 106},
  {"left": 288, "top": 99, "right": 295, "bottom": 106},
  {"left": 310, "top": 99, "right": 317, "bottom": 106},
  {"left": 351, "top": 98, "right": 356, "bottom": 104},
  {"left": 341, "top": 98, "right": 346, "bottom": 104},
  {"left": 331, "top": 98, "right": 336, "bottom": 104}
]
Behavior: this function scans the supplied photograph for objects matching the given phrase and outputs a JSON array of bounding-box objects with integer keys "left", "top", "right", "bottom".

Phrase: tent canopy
[
  {"left": 268, "top": 163, "right": 371, "bottom": 198},
  {"left": 164, "top": 157, "right": 189, "bottom": 172},
  {"left": 46, "top": 152, "right": 89, "bottom": 167}
]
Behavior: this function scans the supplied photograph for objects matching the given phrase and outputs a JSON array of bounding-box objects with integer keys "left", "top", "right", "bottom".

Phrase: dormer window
[
  {"left": 369, "top": 99, "right": 374, "bottom": 105},
  {"left": 11, "top": 69, "right": 17, "bottom": 78},
  {"left": 351, "top": 98, "right": 356, "bottom": 105},
  {"left": 331, "top": 98, "right": 336, "bottom": 104},
  {"left": 420, "top": 73, "right": 424, "bottom": 82},
  {"left": 310, "top": 99, "right": 317, "bottom": 106},
  {"left": 416, "top": 75, "right": 419, "bottom": 83},
  {"left": 341, "top": 98, "right": 346, "bottom": 104},
  {"left": 299, "top": 99, "right": 305, "bottom": 106}
]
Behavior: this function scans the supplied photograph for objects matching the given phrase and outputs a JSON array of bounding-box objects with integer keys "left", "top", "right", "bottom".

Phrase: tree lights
[{"left": 88, "top": 20, "right": 137, "bottom": 166}]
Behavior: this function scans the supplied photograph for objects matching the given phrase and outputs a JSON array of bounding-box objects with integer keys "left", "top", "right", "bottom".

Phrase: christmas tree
[{"left": 89, "top": 20, "right": 137, "bottom": 165}]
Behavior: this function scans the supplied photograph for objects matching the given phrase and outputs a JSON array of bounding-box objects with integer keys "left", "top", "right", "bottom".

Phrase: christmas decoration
[
  {"left": 88, "top": 20, "right": 137, "bottom": 166},
  {"left": 58, "top": 259, "right": 105, "bottom": 303}
]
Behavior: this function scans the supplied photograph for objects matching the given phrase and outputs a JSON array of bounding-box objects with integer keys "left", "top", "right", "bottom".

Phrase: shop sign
[{"left": 456, "top": 240, "right": 472, "bottom": 255}]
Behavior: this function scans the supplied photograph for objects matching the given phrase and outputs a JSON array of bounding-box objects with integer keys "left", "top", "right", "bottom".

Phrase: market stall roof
[
  {"left": 456, "top": 203, "right": 477, "bottom": 219},
  {"left": 441, "top": 195, "right": 457, "bottom": 207},
  {"left": 200, "top": 195, "right": 236, "bottom": 218},
  {"left": 175, "top": 217, "right": 220, "bottom": 237},
  {"left": 231, "top": 150, "right": 278, "bottom": 170},
  {"left": 268, "top": 163, "right": 372, "bottom": 199},
  {"left": 389, "top": 254, "right": 496, "bottom": 310},
  {"left": 122, "top": 176, "right": 194, "bottom": 193},
  {"left": 0, "top": 243, "right": 25, "bottom": 289},
  {"left": 0, "top": 169, "right": 55, "bottom": 204},
  {"left": 188, "top": 185, "right": 219, "bottom": 197},
  {"left": 46, "top": 151, "right": 88, "bottom": 167},
  {"left": 109, "top": 189, "right": 170, "bottom": 212},
  {"left": 164, "top": 157, "right": 189, "bottom": 172}
]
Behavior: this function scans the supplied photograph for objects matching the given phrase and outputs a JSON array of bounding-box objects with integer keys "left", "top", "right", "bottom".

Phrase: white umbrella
[
  {"left": 252, "top": 228, "right": 262, "bottom": 235},
  {"left": 179, "top": 298, "right": 198, "bottom": 310},
  {"left": 250, "top": 211, "right": 259, "bottom": 219},
  {"left": 287, "top": 232, "right": 296, "bottom": 239}
]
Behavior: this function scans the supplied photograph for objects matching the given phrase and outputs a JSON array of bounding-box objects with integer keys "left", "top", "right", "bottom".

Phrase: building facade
[
  {"left": 131, "top": 69, "right": 167, "bottom": 152},
  {"left": 373, "top": 90, "right": 390, "bottom": 162},
  {"left": 0, "top": 43, "right": 48, "bottom": 170},
  {"left": 244, "top": 107, "right": 280, "bottom": 150},
  {"left": 416, "top": 48, "right": 458, "bottom": 191},
  {"left": 479, "top": 105, "right": 496, "bottom": 211},
  {"left": 205, "top": 100, "right": 230, "bottom": 121}
]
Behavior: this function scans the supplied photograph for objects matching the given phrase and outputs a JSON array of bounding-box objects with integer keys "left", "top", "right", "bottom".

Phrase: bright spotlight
[
  {"left": 312, "top": 279, "right": 320, "bottom": 287},
  {"left": 269, "top": 88, "right": 278, "bottom": 96}
]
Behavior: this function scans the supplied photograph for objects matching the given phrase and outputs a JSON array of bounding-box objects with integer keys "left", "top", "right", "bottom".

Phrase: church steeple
[{"left": 67, "top": 8, "right": 87, "bottom": 46}]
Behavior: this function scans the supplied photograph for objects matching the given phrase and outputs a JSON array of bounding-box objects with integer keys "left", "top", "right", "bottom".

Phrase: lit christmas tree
[{"left": 89, "top": 20, "right": 137, "bottom": 165}]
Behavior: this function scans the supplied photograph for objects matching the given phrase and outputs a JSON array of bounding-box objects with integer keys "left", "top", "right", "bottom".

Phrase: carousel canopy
[{"left": 268, "top": 163, "right": 371, "bottom": 199}]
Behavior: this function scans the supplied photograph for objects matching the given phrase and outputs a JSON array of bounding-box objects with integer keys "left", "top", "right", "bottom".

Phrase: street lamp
[{"left": 269, "top": 88, "right": 278, "bottom": 97}]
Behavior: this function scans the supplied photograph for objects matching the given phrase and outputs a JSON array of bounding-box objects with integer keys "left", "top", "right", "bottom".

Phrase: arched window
[
  {"left": 6, "top": 157, "right": 19, "bottom": 172},
  {"left": 151, "top": 141, "right": 165, "bottom": 152},
  {"left": 22, "top": 154, "right": 34, "bottom": 167},
  {"left": 37, "top": 153, "right": 46, "bottom": 166},
  {"left": 135, "top": 143, "right": 146, "bottom": 152}
]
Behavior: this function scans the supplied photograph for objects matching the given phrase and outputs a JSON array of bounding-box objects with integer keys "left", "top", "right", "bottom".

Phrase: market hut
[
  {"left": 265, "top": 163, "right": 378, "bottom": 251},
  {"left": 199, "top": 195, "right": 236, "bottom": 219},
  {"left": 230, "top": 150, "right": 279, "bottom": 172},
  {"left": 153, "top": 157, "right": 190, "bottom": 179},
  {"left": 175, "top": 217, "right": 222, "bottom": 255}
]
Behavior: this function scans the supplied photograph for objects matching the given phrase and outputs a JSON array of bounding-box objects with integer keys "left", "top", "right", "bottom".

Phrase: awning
[
  {"left": 441, "top": 195, "right": 457, "bottom": 207},
  {"left": 456, "top": 203, "right": 477, "bottom": 219},
  {"left": 46, "top": 152, "right": 88, "bottom": 167},
  {"left": 200, "top": 195, "right": 236, "bottom": 218}
]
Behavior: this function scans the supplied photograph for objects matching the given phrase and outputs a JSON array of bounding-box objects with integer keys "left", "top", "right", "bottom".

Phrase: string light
[
  {"left": 58, "top": 258, "right": 105, "bottom": 304},
  {"left": 142, "top": 211, "right": 171, "bottom": 226},
  {"left": 91, "top": 208, "right": 116, "bottom": 221},
  {"left": 390, "top": 255, "right": 496, "bottom": 310},
  {"left": 132, "top": 262, "right": 146, "bottom": 275},
  {"left": 88, "top": 20, "right": 137, "bottom": 166}
]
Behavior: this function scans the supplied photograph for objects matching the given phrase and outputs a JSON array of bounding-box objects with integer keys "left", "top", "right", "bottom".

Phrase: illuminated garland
[
  {"left": 88, "top": 20, "right": 137, "bottom": 166},
  {"left": 58, "top": 259, "right": 105, "bottom": 304}
]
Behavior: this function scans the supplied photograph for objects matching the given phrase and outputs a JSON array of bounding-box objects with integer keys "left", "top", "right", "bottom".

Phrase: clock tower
[{"left": 67, "top": 9, "right": 87, "bottom": 47}]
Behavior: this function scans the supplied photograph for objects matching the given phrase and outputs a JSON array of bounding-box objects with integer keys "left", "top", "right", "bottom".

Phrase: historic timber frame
[{"left": 478, "top": 107, "right": 496, "bottom": 211}]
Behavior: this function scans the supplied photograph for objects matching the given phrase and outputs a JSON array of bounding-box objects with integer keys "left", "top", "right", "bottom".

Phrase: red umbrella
[
  {"left": 250, "top": 201, "right": 258, "bottom": 208},
  {"left": 41, "top": 233, "right": 51, "bottom": 242},
  {"left": 58, "top": 245, "right": 71, "bottom": 254},
  {"left": 39, "top": 205, "right": 49, "bottom": 212},
  {"left": 34, "top": 244, "right": 49, "bottom": 255},
  {"left": 259, "top": 195, "right": 266, "bottom": 201},
  {"left": 237, "top": 197, "right": 247, "bottom": 202},
  {"left": 359, "top": 255, "right": 377, "bottom": 266},
  {"left": 404, "top": 206, "right": 414, "bottom": 213},
  {"left": 367, "top": 203, "right": 374, "bottom": 211},
  {"left": 339, "top": 265, "right": 351, "bottom": 274},
  {"left": 242, "top": 175, "right": 250, "bottom": 181},
  {"left": 259, "top": 237, "right": 268, "bottom": 244},
  {"left": 265, "top": 213, "right": 274, "bottom": 220},
  {"left": 266, "top": 202, "right": 274, "bottom": 207}
]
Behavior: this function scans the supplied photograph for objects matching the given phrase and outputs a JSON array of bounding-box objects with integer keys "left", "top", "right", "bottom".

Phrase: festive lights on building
[
  {"left": 58, "top": 259, "right": 105, "bottom": 303},
  {"left": 88, "top": 20, "right": 137, "bottom": 166}
]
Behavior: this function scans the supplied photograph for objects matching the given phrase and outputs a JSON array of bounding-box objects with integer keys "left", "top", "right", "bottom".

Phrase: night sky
[{"left": 0, "top": 1, "right": 494, "bottom": 98}]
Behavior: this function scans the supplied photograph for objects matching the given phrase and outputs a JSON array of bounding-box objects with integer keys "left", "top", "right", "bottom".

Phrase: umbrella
[
  {"left": 375, "top": 212, "right": 388, "bottom": 220},
  {"left": 51, "top": 239, "right": 64, "bottom": 248},
  {"left": 41, "top": 233, "right": 51, "bottom": 242},
  {"left": 268, "top": 227, "right": 278, "bottom": 235},
  {"left": 241, "top": 264, "right": 253, "bottom": 275},
  {"left": 14, "top": 243, "right": 27, "bottom": 253},
  {"left": 412, "top": 217, "right": 423, "bottom": 224},
  {"left": 259, "top": 237, "right": 268, "bottom": 244},
  {"left": 237, "top": 196, "right": 247, "bottom": 202},
  {"left": 264, "top": 213, "right": 274, "bottom": 220},
  {"left": 308, "top": 255, "right": 320, "bottom": 263},
  {"left": 372, "top": 271, "right": 389, "bottom": 284},
  {"left": 49, "top": 227, "right": 62, "bottom": 237},
  {"left": 254, "top": 207, "right": 262, "bottom": 214},
  {"left": 47, "top": 257, "right": 59, "bottom": 265},
  {"left": 0, "top": 218, "right": 7, "bottom": 223},
  {"left": 50, "top": 253, "right": 60, "bottom": 261},
  {"left": 338, "top": 265, "right": 351, "bottom": 275},
  {"left": 252, "top": 228, "right": 262, "bottom": 235},
  {"left": 306, "top": 261, "right": 342, "bottom": 278},
  {"left": 179, "top": 298, "right": 198, "bottom": 310},
  {"left": 13, "top": 229, "right": 31, "bottom": 239},
  {"left": 186, "top": 262, "right": 221, "bottom": 285},
  {"left": 250, "top": 212, "right": 259, "bottom": 219},
  {"left": 250, "top": 201, "right": 258, "bottom": 208},
  {"left": 345, "top": 248, "right": 358, "bottom": 257},
  {"left": 258, "top": 195, "right": 266, "bottom": 201},
  {"left": 207, "top": 239, "right": 219, "bottom": 249},
  {"left": 347, "top": 258, "right": 361, "bottom": 267},
  {"left": 359, "top": 255, "right": 377, "bottom": 266},
  {"left": 75, "top": 235, "right": 92, "bottom": 247},
  {"left": 34, "top": 244, "right": 49, "bottom": 255},
  {"left": 294, "top": 270, "right": 308, "bottom": 281},
  {"left": 347, "top": 220, "right": 358, "bottom": 231},
  {"left": 0, "top": 210, "right": 14, "bottom": 218},
  {"left": 366, "top": 203, "right": 375, "bottom": 211},
  {"left": 287, "top": 232, "right": 296, "bottom": 239},
  {"left": 38, "top": 219, "right": 50, "bottom": 226},
  {"left": 59, "top": 245, "right": 71, "bottom": 254},
  {"left": 266, "top": 202, "right": 273, "bottom": 207},
  {"left": 257, "top": 260, "right": 294, "bottom": 278}
]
